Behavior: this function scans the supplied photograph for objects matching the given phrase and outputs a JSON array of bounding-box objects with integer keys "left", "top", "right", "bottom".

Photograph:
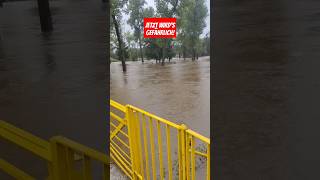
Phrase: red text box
[{"left": 144, "top": 18, "right": 176, "bottom": 38}]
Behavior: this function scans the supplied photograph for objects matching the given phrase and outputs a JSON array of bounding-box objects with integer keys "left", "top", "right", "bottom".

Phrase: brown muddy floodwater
[
  {"left": 0, "top": 1, "right": 107, "bottom": 179},
  {"left": 111, "top": 56, "right": 210, "bottom": 179},
  {"left": 214, "top": 0, "right": 320, "bottom": 179},
  {"left": 111, "top": 57, "right": 210, "bottom": 137}
]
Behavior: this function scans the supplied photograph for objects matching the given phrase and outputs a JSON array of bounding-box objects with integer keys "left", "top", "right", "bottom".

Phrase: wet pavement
[
  {"left": 0, "top": 1, "right": 107, "bottom": 179},
  {"left": 214, "top": 0, "right": 320, "bottom": 179}
]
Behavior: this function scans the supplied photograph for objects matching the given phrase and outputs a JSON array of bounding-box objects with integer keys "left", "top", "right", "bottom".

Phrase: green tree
[
  {"left": 124, "top": 32, "right": 139, "bottom": 61},
  {"left": 202, "top": 33, "right": 210, "bottom": 56},
  {"left": 127, "top": 0, "right": 146, "bottom": 63},
  {"left": 111, "top": 0, "right": 128, "bottom": 71},
  {"left": 110, "top": 26, "right": 119, "bottom": 61},
  {"left": 179, "top": 0, "right": 208, "bottom": 60},
  {"left": 155, "top": 0, "right": 180, "bottom": 64},
  {"left": 143, "top": 7, "right": 155, "bottom": 18}
]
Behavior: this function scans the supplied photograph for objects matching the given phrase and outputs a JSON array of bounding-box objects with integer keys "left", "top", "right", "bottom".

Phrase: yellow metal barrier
[
  {"left": 110, "top": 100, "right": 210, "bottom": 180},
  {"left": 0, "top": 120, "right": 109, "bottom": 180},
  {"left": 110, "top": 100, "right": 133, "bottom": 179}
]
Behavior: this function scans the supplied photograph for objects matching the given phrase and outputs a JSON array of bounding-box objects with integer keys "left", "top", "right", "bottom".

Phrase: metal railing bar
[
  {"left": 191, "top": 137, "right": 196, "bottom": 180},
  {"left": 110, "top": 112, "right": 126, "bottom": 124},
  {"left": 50, "top": 136, "right": 108, "bottom": 164},
  {"left": 110, "top": 100, "right": 211, "bottom": 180},
  {"left": 0, "top": 158, "right": 35, "bottom": 180},
  {"left": 156, "top": 120, "right": 164, "bottom": 180},
  {"left": 112, "top": 134, "right": 130, "bottom": 150},
  {"left": 142, "top": 114, "right": 150, "bottom": 180},
  {"left": 110, "top": 142, "right": 131, "bottom": 165},
  {"left": 82, "top": 155, "right": 92, "bottom": 180},
  {"left": 148, "top": 117, "right": 157, "bottom": 180},
  {"left": 110, "top": 100, "right": 126, "bottom": 112},
  {"left": 166, "top": 125, "right": 173, "bottom": 180},
  {"left": 127, "top": 105, "right": 182, "bottom": 129},
  {"left": 0, "top": 120, "right": 51, "bottom": 161},
  {"left": 186, "top": 129, "right": 210, "bottom": 144},
  {"left": 111, "top": 146, "right": 133, "bottom": 178}
]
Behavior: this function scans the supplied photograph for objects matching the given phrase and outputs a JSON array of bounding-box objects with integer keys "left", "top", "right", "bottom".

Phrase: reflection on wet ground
[
  {"left": 0, "top": 1, "right": 107, "bottom": 179},
  {"left": 214, "top": 0, "right": 320, "bottom": 179}
]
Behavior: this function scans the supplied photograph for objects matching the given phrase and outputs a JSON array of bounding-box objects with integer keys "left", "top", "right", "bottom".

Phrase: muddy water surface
[
  {"left": 111, "top": 57, "right": 210, "bottom": 137},
  {"left": 214, "top": 0, "right": 320, "bottom": 179},
  {"left": 0, "top": 1, "right": 107, "bottom": 179}
]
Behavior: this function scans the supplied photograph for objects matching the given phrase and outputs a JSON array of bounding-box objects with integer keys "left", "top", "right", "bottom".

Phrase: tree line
[{"left": 111, "top": 0, "right": 209, "bottom": 71}]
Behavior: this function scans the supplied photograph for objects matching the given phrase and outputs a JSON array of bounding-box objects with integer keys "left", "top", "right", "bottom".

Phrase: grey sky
[{"left": 122, "top": 0, "right": 210, "bottom": 37}]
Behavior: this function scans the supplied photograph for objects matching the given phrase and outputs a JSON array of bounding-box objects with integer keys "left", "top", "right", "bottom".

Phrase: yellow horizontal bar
[
  {"left": 0, "top": 120, "right": 51, "bottom": 161},
  {"left": 118, "top": 129, "right": 129, "bottom": 138},
  {"left": 110, "top": 155, "right": 133, "bottom": 179},
  {"left": 0, "top": 158, "right": 35, "bottom": 180},
  {"left": 50, "top": 136, "right": 109, "bottom": 164},
  {"left": 110, "top": 100, "right": 126, "bottom": 112},
  {"left": 194, "top": 150, "right": 208, "bottom": 158},
  {"left": 110, "top": 148, "right": 133, "bottom": 179},
  {"left": 110, "top": 147, "right": 131, "bottom": 171},
  {"left": 186, "top": 129, "right": 210, "bottom": 144},
  {"left": 110, "top": 141, "right": 131, "bottom": 163},
  {"left": 110, "top": 145, "right": 131, "bottom": 168},
  {"left": 112, "top": 135, "right": 130, "bottom": 149},
  {"left": 187, "top": 148, "right": 208, "bottom": 158},
  {"left": 110, "top": 112, "right": 126, "bottom": 124},
  {"left": 110, "top": 122, "right": 117, "bottom": 129},
  {"left": 127, "top": 105, "right": 182, "bottom": 129}
]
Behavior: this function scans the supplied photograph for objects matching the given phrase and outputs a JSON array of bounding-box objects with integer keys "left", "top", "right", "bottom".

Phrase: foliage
[
  {"left": 112, "top": 0, "right": 209, "bottom": 65},
  {"left": 111, "top": 0, "right": 129, "bottom": 71},
  {"left": 127, "top": 0, "right": 145, "bottom": 38},
  {"left": 178, "top": 0, "right": 208, "bottom": 60}
]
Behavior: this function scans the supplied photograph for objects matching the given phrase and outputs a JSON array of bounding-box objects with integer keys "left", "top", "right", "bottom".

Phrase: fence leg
[
  {"left": 180, "top": 124, "right": 187, "bottom": 180},
  {"left": 49, "top": 139, "right": 60, "bottom": 180},
  {"left": 47, "top": 162, "right": 55, "bottom": 180},
  {"left": 49, "top": 138, "right": 71, "bottom": 180},
  {"left": 126, "top": 106, "right": 138, "bottom": 180}
]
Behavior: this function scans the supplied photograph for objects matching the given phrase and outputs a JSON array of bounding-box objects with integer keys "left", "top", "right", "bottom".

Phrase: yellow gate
[{"left": 110, "top": 100, "right": 210, "bottom": 180}]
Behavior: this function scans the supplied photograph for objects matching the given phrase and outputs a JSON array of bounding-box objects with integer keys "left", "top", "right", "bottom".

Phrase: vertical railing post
[
  {"left": 47, "top": 161, "right": 55, "bottom": 180},
  {"left": 135, "top": 111, "right": 144, "bottom": 177},
  {"left": 49, "top": 138, "right": 62, "bottom": 180},
  {"left": 179, "top": 124, "right": 187, "bottom": 180},
  {"left": 49, "top": 137, "right": 73, "bottom": 180},
  {"left": 126, "top": 105, "right": 139, "bottom": 180}
]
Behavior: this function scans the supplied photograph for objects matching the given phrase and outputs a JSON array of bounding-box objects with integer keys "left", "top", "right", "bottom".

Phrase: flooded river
[
  {"left": 214, "top": 0, "right": 320, "bottom": 179},
  {"left": 111, "top": 57, "right": 210, "bottom": 179},
  {"left": 111, "top": 57, "right": 210, "bottom": 138},
  {"left": 0, "top": 1, "right": 107, "bottom": 179}
]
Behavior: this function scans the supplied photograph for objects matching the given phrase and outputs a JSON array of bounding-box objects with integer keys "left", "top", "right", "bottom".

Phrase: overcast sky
[{"left": 122, "top": 0, "right": 210, "bottom": 37}]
